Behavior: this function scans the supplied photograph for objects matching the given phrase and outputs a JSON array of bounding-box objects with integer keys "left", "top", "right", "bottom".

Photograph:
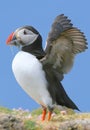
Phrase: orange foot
[
  {"left": 41, "top": 108, "right": 47, "bottom": 121},
  {"left": 48, "top": 111, "right": 52, "bottom": 121}
]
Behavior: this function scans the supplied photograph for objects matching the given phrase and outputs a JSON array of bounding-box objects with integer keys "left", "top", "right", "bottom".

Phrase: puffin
[{"left": 6, "top": 14, "right": 87, "bottom": 121}]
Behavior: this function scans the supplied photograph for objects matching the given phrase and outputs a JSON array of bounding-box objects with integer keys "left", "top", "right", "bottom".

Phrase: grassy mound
[{"left": 0, "top": 106, "right": 90, "bottom": 130}]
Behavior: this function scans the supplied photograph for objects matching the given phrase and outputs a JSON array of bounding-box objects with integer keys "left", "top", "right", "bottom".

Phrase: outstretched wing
[{"left": 42, "top": 14, "right": 87, "bottom": 75}]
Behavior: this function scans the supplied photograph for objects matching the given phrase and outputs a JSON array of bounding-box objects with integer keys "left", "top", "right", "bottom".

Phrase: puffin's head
[{"left": 6, "top": 26, "right": 42, "bottom": 47}]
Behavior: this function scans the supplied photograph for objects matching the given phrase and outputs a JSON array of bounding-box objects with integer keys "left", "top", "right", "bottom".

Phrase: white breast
[{"left": 12, "top": 51, "right": 52, "bottom": 107}]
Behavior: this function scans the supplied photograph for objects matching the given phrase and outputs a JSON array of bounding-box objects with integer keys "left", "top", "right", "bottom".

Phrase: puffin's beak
[
  {"left": 6, "top": 32, "right": 15, "bottom": 45},
  {"left": 6, "top": 40, "right": 18, "bottom": 46},
  {"left": 6, "top": 32, "right": 20, "bottom": 46}
]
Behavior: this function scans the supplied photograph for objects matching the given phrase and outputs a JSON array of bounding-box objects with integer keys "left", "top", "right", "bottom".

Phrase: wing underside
[{"left": 42, "top": 14, "right": 87, "bottom": 74}]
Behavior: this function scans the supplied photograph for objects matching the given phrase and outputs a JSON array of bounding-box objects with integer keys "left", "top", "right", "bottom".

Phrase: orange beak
[{"left": 6, "top": 32, "right": 14, "bottom": 45}]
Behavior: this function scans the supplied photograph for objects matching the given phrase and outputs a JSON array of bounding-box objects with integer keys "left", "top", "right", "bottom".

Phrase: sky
[{"left": 0, "top": 0, "right": 90, "bottom": 112}]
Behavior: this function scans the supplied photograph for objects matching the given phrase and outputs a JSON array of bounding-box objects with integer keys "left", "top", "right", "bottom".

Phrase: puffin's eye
[{"left": 24, "top": 30, "right": 27, "bottom": 35}]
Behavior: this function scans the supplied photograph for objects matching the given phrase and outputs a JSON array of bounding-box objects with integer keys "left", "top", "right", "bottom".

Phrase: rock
[
  {"left": 0, "top": 114, "right": 24, "bottom": 130},
  {"left": 59, "top": 119, "right": 90, "bottom": 130},
  {"left": 0, "top": 107, "right": 90, "bottom": 130}
]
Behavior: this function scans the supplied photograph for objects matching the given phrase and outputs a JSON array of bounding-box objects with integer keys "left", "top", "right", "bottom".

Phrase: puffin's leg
[
  {"left": 41, "top": 107, "right": 47, "bottom": 121},
  {"left": 47, "top": 107, "right": 54, "bottom": 121},
  {"left": 47, "top": 111, "right": 52, "bottom": 121}
]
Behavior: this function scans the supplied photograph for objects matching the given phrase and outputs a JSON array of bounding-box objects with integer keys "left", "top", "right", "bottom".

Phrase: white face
[{"left": 15, "top": 28, "right": 39, "bottom": 46}]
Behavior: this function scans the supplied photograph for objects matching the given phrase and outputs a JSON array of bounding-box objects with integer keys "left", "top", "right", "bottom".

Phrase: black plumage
[{"left": 42, "top": 65, "right": 79, "bottom": 111}]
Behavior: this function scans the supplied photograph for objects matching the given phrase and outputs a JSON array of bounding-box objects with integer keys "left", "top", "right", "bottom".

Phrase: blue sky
[{"left": 0, "top": 0, "right": 90, "bottom": 112}]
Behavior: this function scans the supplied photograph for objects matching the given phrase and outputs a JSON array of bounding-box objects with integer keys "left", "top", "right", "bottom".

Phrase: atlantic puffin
[{"left": 6, "top": 14, "right": 87, "bottom": 121}]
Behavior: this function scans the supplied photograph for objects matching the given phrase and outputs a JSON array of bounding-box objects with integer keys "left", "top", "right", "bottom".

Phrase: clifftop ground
[{"left": 0, "top": 106, "right": 90, "bottom": 130}]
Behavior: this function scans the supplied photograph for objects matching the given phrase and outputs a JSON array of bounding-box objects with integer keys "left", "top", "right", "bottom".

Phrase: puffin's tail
[
  {"left": 55, "top": 81, "right": 79, "bottom": 111},
  {"left": 45, "top": 67, "right": 79, "bottom": 111}
]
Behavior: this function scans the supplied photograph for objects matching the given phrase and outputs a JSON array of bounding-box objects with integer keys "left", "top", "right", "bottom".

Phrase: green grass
[
  {"left": 24, "top": 120, "right": 36, "bottom": 130},
  {"left": 31, "top": 108, "right": 42, "bottom": 116},
  {"left": 24, "top": 120, "right": 42, "bottom": 130},
  {"left": 0, "top": 106, "right": 90, "bottom": 130},
  {"left": 0, "top": 106, "right": 12, "bottom": 114}
]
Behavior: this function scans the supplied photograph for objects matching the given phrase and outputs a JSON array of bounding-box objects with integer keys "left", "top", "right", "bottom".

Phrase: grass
[
  {"left": 0, "top": 106, "right": 12, "bottom": 114},
  {"left": 0, "top": 106, "right": 90, "bottom": 130},
  {"left": 24, "top": 120, "right": 40, "bottom": 130},
  {"left": 31, "top": 108, "right": 42, "bottom": 116}
]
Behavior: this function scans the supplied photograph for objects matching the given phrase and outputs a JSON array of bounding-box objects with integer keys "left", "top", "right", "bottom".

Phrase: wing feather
[
  {"left": 46, "top": 14, "right": 73, "bottom": 46},
  {"left": 42, "top": 14, "right": 87, "bottom": 75},
  {"left": 61, "top": 28, "right": 88, "bottom": 54}
]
